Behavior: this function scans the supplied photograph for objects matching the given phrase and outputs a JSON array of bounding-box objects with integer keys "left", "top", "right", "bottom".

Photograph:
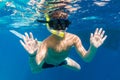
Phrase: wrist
[
  {"left": 90, "top": 42, "right": 97, "bottom": 48},
  {"left": 29, "top": 51, "right": 37, "bottom": 57},
  {"left": 90, "top": 44, "right": 97, "bottom": 51}
]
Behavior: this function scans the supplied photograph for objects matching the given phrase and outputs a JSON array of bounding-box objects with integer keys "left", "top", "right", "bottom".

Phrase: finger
[
  {"left": 91, "top": 33, "right": 93, "bottom": 38},
  {"left": 36, "top": 40, "right": 38, "bottom": 44},
  {"left": 102, "top": 35, "right": 107, "bottom": 42},
  {"left": 101, "top": 30, "right": 105, "bottom": 38},
  {"left": 20, "top": 40, "right": 30, "bottom": 52},
  {"left": 98, "top": 28, "right": 102, "bottom": 35},
  {"left": 20, "top": 40, "right": 26, "bottom": 49},
  {"left": 22, "top": 35, "right": 27, "bottom": 44},
  {"left": 30, "top": 32, "right": 34, "bottom": 40},
  {"left": 35, "top": 38, "right": 39, "bottom": 44},
  {"left": 25, "top": 32, "right": 29, "bottom": 40},
  {"left": 94, "top": 28, "right": 99, "bottom": 35}
]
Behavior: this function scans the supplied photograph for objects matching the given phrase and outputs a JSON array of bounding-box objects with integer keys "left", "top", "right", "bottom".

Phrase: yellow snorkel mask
[
  {"left": 45, "top": 14, "right": 65, "bottom": 38},
  {"left": 37, "top": 14, "right": 71, "bottom": 38}
]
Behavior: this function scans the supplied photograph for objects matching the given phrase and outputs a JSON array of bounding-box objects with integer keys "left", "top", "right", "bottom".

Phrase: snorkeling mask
[
  {"left": 48, "top": 19, "right": 71, "bottom": 30},
  {"left": 37, "top": 14, "right": 71, "bottom": 37}
]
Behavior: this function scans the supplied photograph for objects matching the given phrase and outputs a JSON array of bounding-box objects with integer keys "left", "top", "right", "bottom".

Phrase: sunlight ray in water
[
  {"left": 81, "top": 16, "right": 102, "bottom": 20},
  {"left": 9, "top": 30, "right": 23, "bottom": 39}
]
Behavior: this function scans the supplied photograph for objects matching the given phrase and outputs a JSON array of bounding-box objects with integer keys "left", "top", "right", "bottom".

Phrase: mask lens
[{"left": 49, "top": 19, "right": 71, "bottom": 30}]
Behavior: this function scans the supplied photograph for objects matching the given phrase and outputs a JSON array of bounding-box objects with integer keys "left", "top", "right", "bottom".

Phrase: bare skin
[{"left": 20, "top": 28, "right": 107, "bottom": 72}]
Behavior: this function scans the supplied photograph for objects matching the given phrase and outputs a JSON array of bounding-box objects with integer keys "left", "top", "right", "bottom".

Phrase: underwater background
[{"left": 0, "top": 0, "right": 120, "bottom": 80}]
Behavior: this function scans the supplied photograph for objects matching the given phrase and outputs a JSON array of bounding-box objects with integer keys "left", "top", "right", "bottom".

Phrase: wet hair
[{"left": 49, "top": 10, "right": 68, "bottom": 19}]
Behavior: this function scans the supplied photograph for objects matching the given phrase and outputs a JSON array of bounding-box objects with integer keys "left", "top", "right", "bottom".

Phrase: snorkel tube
[{"left": 45, "top": 14, "right": 65, "bottom": 38}]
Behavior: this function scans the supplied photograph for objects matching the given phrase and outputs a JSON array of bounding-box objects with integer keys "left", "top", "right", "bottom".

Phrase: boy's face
[
  {"left": 48, "top": 19, "right": 70, "bottom": 30},
  {"left": 48, "top": 11, "right": 69, "bottom": 37}
]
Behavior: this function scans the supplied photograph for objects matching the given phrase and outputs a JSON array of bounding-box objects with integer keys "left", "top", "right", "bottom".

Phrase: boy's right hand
[{"left": 20, "top": 32, "right": 39, "bottom": 54}]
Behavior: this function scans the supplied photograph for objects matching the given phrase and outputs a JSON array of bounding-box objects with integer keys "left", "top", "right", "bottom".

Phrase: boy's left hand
[{"left": 90, "top": 28, "right": 107, "bottom": 48}]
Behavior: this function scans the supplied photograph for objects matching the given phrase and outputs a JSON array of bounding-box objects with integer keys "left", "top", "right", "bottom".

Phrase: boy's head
[
  {"left": 49, "top": 11, "right": 68, "bottom": 19},
  {"left": 47, "top": 10, "right": 71, "bottom": 38}
]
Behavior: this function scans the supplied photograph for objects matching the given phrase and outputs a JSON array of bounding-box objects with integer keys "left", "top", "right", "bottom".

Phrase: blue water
[{"left": 0, "top": 0, "right": 120, "bottom": 80}]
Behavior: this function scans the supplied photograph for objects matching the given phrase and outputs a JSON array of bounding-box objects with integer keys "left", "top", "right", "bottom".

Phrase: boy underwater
[{"left": 20, "top": 10, "right": 107, "bottom": 73}]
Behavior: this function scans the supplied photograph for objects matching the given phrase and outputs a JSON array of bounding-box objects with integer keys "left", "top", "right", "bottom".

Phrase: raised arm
[
  {"left": 74, "top": 28, "right": 107, "bottom": 62},
  {"left": 20, "top": 32, "right": 47, "bottom": 73}
]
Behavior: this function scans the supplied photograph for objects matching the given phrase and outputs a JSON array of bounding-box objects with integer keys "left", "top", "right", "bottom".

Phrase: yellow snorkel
[{"left": 45, "top": 14, "right": 65, "bottom": 38}]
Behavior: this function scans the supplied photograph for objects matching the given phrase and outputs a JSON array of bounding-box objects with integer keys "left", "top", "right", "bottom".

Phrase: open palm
[
  {"left": 90, "top": 28, "right": 107, "bottom": 48},
  {"left": 20, "top": 32, "right": 39, "bottom": 54}
]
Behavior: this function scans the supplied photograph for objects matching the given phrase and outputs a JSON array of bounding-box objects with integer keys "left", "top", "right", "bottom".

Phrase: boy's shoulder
[{"left": 66, "top": 32, "right": 79, "bottom": 37}]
